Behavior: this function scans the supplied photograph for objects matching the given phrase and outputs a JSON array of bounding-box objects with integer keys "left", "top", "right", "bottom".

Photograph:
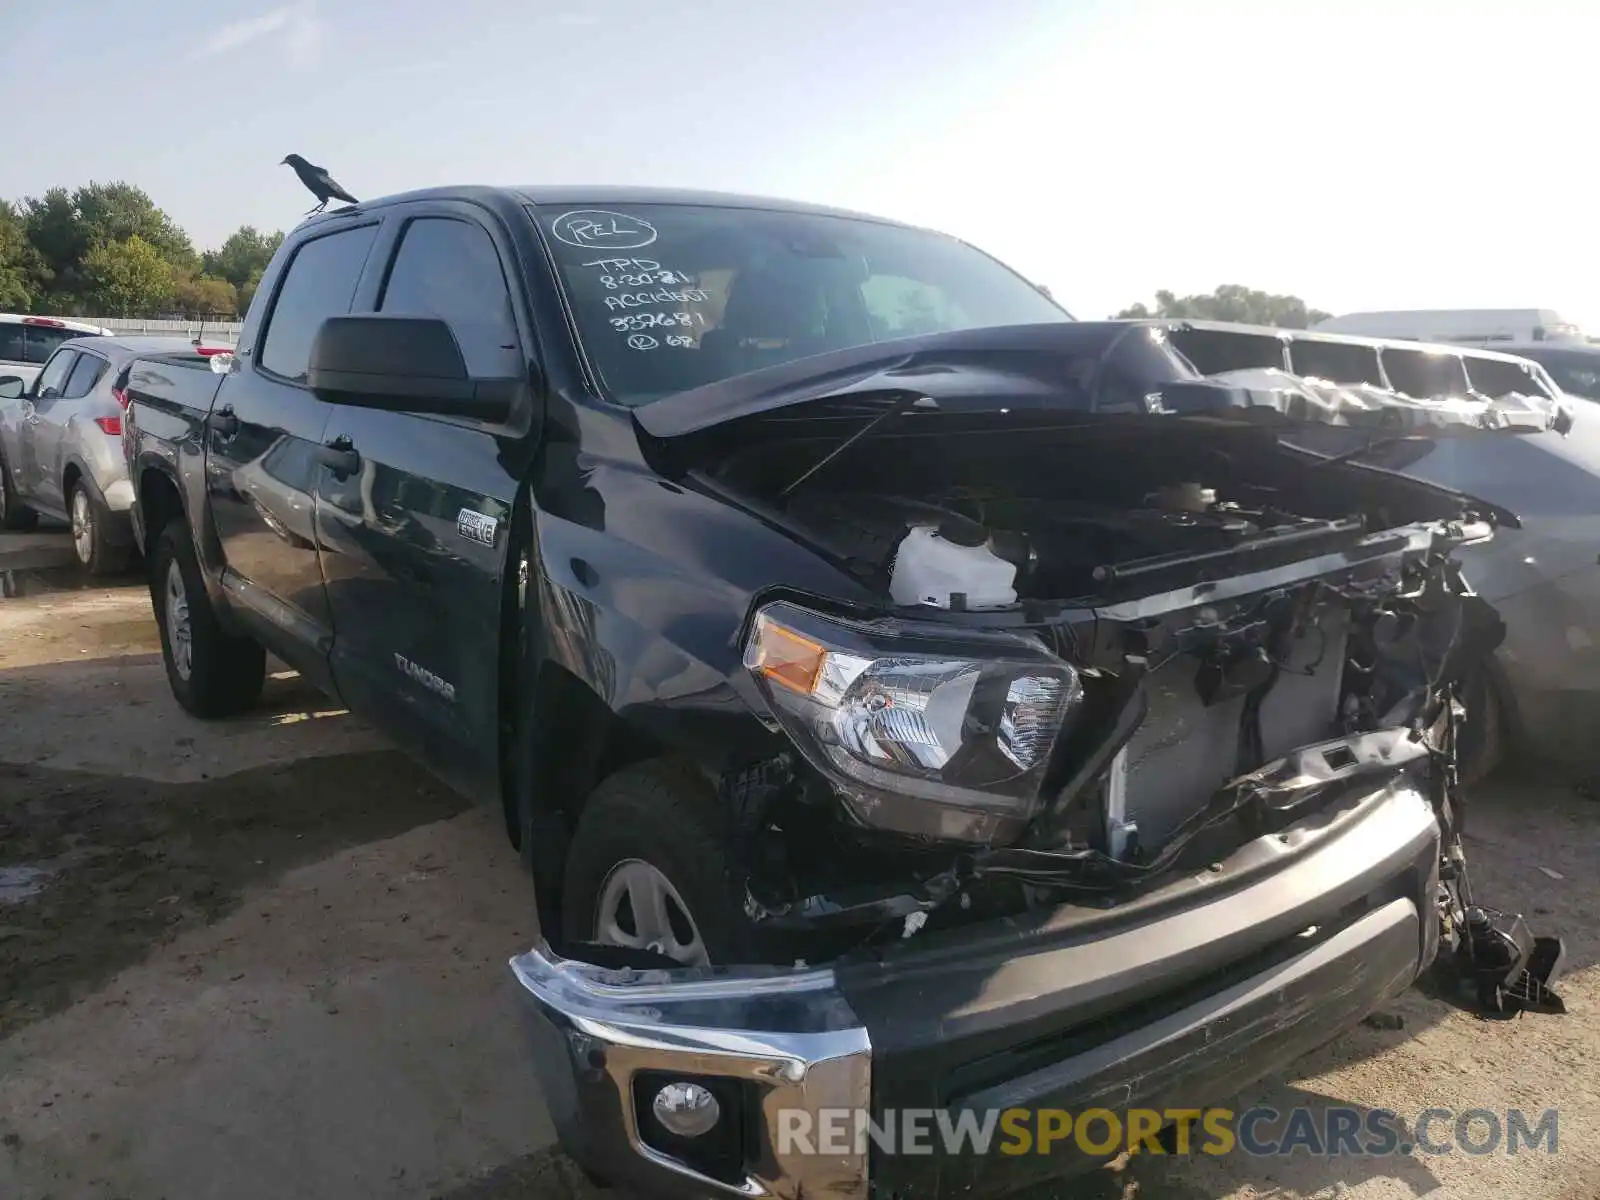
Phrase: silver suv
[{"left": 0, "top": 336, "right": 228, "bottom": 573}]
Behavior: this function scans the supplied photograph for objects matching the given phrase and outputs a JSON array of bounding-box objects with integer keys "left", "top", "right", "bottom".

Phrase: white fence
[{"left": 89, "top": 317, "right": 244, "bottom": 344}]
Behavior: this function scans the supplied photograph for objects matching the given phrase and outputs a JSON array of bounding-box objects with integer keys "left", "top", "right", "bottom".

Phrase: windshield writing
[{"left": 535, "top": 203, "right": 1069, "bottom": 405}]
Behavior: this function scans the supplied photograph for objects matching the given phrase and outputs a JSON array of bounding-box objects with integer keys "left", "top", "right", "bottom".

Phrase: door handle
[
  {"left": 207, "top": 404, "right": 239, "bottom": 437},
  {"left": 314, "top": 436, "right": 361, "bottom": 478}
]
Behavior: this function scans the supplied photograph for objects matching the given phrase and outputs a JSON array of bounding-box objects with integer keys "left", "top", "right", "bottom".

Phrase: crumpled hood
[{"left": 633, "top": 322, "right": 1574, "bottom": 440}]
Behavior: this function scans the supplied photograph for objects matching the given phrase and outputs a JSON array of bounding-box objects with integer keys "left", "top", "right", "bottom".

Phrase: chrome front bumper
[
  {"left": 510, "top": 950, "right": 872, "bottom": 1199},
  {"left": 511, "top": 778, "right": 1440, "bottom": 1199}
]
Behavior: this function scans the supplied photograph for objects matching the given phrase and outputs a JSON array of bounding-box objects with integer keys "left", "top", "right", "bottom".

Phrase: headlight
[{"left": 743, "top": 601, "right": 1084, "bottom": 844}]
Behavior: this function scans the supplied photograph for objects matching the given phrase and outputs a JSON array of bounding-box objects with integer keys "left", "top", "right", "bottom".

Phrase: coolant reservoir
[{"left": 890, "top": 522, "right": 1018, "bottom": 609}]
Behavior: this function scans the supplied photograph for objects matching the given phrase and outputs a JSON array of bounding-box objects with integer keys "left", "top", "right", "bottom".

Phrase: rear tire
[
  {"left": 69, "top": 479, "right": 129, "bottom": 576},
  {"left": 0, "top": 449, "right": 38, "bottom": 531},
  {"left": 151, "top": 518, "right": 266, "bottom": 718},
  {"left": 561, "top": 760, "right": 750, "bottom": 965}
]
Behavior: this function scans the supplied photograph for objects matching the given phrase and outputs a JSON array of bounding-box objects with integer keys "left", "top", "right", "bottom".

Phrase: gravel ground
[{"left": 0, "top": 530, "right": 1596, "bottom": 1199}]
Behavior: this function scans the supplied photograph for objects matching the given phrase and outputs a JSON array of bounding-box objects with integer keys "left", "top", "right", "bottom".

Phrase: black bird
[{"left": 281, "top": 154, "right": 359, "bottom": 215}]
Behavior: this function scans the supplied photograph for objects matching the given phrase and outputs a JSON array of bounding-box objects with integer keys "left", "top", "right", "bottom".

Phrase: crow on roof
[{"left": 281, "top": 154, "right": 359, "bottom": 215}]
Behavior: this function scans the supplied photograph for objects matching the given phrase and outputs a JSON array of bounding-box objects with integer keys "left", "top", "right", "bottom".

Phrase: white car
[{"left": 0, "top": 314, "right": 114, "bottom": 389}]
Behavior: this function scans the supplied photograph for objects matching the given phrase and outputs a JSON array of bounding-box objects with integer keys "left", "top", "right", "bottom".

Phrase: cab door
[
  {"left": 204, "top": 221, "right": 381, "bottom": 686},
  {"left": 315, "top": 202, "right": 538, "bottom": 802}
]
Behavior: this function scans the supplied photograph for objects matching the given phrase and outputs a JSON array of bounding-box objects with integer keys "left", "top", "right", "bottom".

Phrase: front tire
[
  {"left": 1457, "top": 662, "right": 1505, "bottom": 787},
  {"left": 151, "top": 518, "right": 266, "bottom": 718},
  {"left": 561, "top": 760, "right": 749, "bottom": 965},
  {"left": 69, "top": 480, "right": 129, "bottom": 576},
  {"left": 0, "top": 449, "right": 37, "bottom": 531}
]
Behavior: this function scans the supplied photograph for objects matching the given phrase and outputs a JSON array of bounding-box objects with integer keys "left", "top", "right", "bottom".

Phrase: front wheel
[
  {"left": 1456, "top": 663, "right": 1505, "bottom": 787},
  {"left": 151, "top": 519, "right": 266, "bottom": 718},
  {"left": 69, "top": 480, "right": 129, "bottom": 576},
  {"left": 561, "top": 760, "right": 750, "bottom": 965}
]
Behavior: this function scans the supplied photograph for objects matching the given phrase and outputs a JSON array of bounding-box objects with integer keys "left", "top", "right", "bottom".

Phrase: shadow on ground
[{"left": 0, "top": 748, "right": 469, "bottom": 1035}]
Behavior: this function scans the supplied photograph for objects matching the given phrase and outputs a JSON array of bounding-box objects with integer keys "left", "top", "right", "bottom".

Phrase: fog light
[{"left": 652, "top": 1081, "right": 721, "bottom": 1138}]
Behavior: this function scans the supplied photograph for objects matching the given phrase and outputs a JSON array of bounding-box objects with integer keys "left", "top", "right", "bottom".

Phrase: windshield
[{"left": 534, "top": 203, "right": 1070, "bottom": 405}]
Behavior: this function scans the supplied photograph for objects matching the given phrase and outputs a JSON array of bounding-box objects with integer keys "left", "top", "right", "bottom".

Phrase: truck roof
[{"left": 294, "top": 184, "right": 916, "bottom": 233}]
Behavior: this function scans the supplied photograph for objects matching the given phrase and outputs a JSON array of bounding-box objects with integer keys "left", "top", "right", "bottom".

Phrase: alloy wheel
[
  {"left": 164, "top": 558, "right": 193, "bottom": 681},
  {"left": 593, "top": 859, "right": 709, "bottom": 966},
  {"left": 71, "top": 488, "right": 93, "bottom": 566}
]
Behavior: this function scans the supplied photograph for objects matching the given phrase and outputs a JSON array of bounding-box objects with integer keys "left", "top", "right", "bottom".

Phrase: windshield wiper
[{"left": 777, "top": 391, "right": 939, "bottom": 499}]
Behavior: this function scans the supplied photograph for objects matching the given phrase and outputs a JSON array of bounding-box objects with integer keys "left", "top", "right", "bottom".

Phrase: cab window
[{"left": 377, "top": 217, "right": 521, "bottom": 379}]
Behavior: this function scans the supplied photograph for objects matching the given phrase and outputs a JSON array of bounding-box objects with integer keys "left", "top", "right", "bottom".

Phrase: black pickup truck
[{"left": 123, "top": 186, "right": 1564, "bottom": 1199}]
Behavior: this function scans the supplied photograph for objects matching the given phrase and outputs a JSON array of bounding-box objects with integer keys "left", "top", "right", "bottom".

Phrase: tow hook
[{"left": 1447, "top": 906, "right": 1567, "bottom": 1017}]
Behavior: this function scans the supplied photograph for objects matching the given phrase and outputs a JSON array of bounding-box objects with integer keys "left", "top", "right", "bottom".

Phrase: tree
[
  {"left": 201, "top": 226, "right": 283, "bottom": 289},
  {"left": 0, "top": 202, "right": 43, "bottom": 311},
  {"left": 172, "top": 273, "right": 238, "bottom": 317},
  {"left": 21, "top": 187, "right": 82, "bottom": 305},
  {"left": 80, "top": 236, "right": 175, "bottom": 316},
  {"left": 236, "top": 269, "right": 266, "bottom": 317},
  {"left": 74, "top": 182, "right": 195, "bottom": 269},
  {"left": 20, "top": 182, "right": 194, "bottom": 311},
  {"left": 1115, "top": 285, "right": 1331, "bottom": 329}
]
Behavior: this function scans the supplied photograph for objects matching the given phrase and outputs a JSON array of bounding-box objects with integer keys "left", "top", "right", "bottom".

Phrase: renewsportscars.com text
[{"left": 778, "top": 1106, "right": 1559, "bottom": 1159}]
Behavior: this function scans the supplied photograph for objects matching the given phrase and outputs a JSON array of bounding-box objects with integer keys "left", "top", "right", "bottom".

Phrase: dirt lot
[{"left": 1, "top": 529, "right": 1597, "bottom": 1200}]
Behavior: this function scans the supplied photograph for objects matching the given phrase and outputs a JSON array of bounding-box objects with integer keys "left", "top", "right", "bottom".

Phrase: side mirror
[
  {"left": 0, "top": 376, "right": 24, "bottom": 400},
  {"left": 306, "top": 315, "right": 516, "bottom": 422}
]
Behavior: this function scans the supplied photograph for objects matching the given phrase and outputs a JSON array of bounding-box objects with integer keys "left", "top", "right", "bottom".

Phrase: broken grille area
[{"left": 1114, "top": 608, "right": 1350, "bottom": 856}]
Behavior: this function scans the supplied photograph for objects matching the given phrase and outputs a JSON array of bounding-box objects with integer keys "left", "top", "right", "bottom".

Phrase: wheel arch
[{"left": 136, "top": 462, "right": 186, "bottom": 555}]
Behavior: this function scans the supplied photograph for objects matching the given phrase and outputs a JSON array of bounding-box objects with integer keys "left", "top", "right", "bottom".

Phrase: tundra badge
[
  {"left": 394, "top": 653, "right": 456, "bottom": 702},
  {"left": 457, "top": 508, "right": 499, "bottom": 547}
]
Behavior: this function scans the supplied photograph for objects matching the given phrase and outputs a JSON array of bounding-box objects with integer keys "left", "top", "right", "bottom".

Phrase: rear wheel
[
  {"left": 0, "top": 450, "right": 37, "bottom": 531},
  {"left": 561, "top": 760, "right": 749, "bottom": 965},
  {"left": 69, "top": 480, "right": 129, "bottom": 576},
  {"left": 151, "top": 518, "right": 266, "bottom": 718}
]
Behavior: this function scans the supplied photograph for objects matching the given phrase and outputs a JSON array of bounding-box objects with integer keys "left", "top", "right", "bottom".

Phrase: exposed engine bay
[{"left": 691, "top": 407, "right": 1566, "bottom": 1015}]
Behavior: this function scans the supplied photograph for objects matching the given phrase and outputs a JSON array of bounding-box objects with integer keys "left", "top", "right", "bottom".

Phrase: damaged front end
[{"left": 512, "top": 322, "right": 1565, "bottom": 1199}]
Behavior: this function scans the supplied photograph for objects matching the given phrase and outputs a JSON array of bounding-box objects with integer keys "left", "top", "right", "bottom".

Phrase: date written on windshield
[{"left": 583, "top": 257, "right": 693, "bottom": 288}]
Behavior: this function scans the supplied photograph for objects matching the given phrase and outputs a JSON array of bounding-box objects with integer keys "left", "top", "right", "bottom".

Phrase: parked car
[
  {"left": 0, "top": 335, "right": 230, "bottom": 572},
  {"left": 1313, "top": 307, "right": 1585, "bottom": 346},
  {"left": 0, "top": 314, "right": 112, "bottom": 389},
  {"left": 123, "top": 187, "right": 1561, "bottom": 1199},
  {"left": 1489, "top": 340, "right": 1600, "bottom": 403},
  {"left": 1131, "top": 318, "right": 1596, "bottom": 777}
]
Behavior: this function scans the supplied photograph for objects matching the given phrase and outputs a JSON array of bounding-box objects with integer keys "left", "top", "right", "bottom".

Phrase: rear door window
[
  {"left": 63, "top": 353, "right": 109, "bottom": 399},
  {"left": 258, "top": 225, "right": 380, "bottom": 382}
]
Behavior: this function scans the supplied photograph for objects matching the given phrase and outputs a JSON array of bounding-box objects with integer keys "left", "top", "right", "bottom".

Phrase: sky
[{"left": 5, "top": 0, "right": 1598, "bottom": 329}]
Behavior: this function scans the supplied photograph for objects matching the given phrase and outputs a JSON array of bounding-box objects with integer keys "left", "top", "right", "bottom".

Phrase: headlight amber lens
[{"left": 744, "top": 603, "right": 1084, "bottom": 842}]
